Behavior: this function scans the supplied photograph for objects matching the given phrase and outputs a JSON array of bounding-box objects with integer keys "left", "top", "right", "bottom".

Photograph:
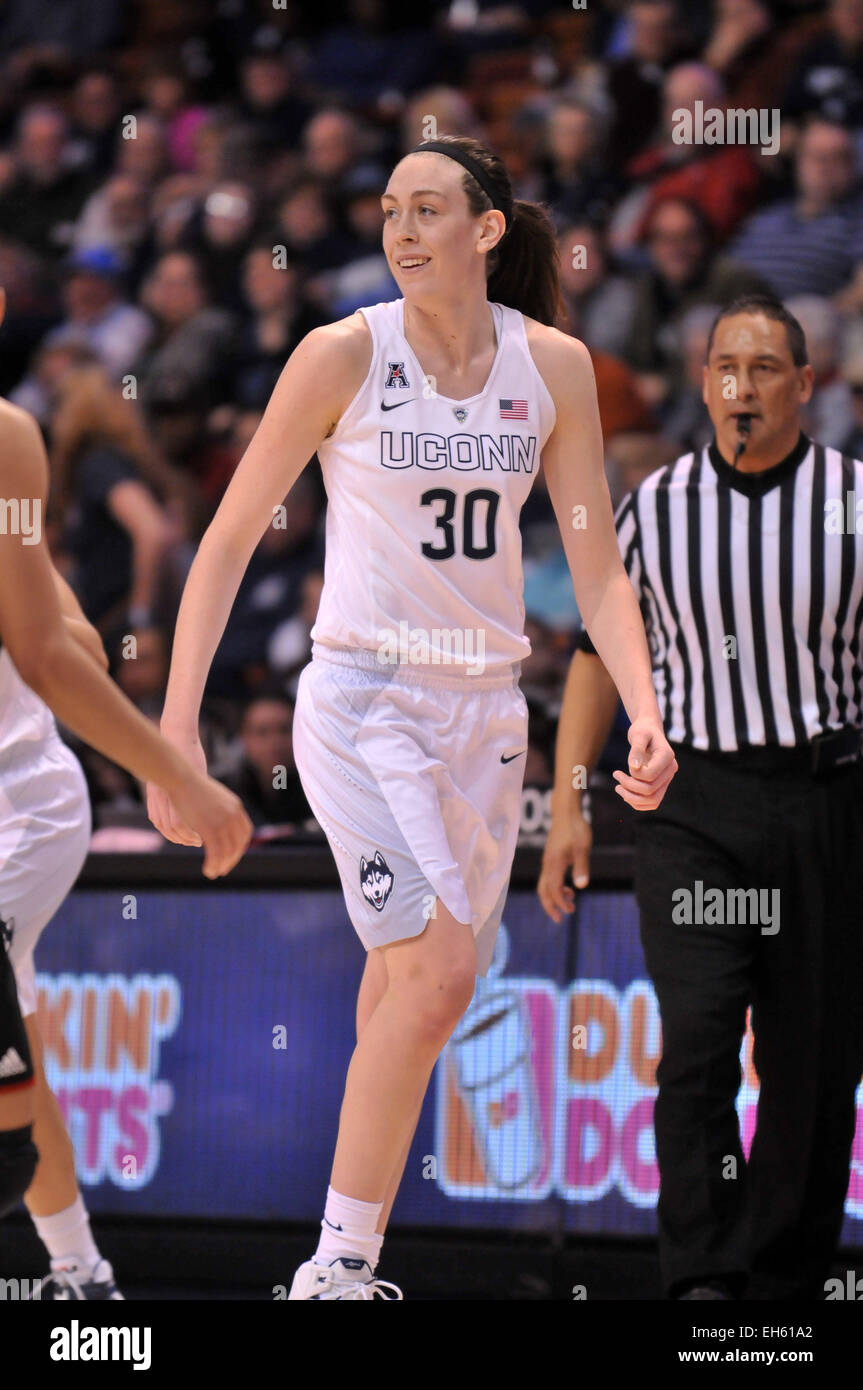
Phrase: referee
[{"left": 539, "top": 294, "right": 863, "bottom": 1300}]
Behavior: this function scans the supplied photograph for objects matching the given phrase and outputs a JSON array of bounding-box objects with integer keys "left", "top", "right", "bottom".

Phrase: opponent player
[
  {"left": 0, "top": 317, "right": 253, "bottom": 1292},
  {"left": 148, "top": 135, "right": 677, "bottom": 1299}
]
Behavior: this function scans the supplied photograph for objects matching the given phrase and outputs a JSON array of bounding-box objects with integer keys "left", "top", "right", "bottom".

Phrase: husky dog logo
[
  {"left": 385, "top": 361, "right": 410, "bottom": 389},
  {"left": 360, "top": 851, "right": 394, "bottom": 911},
  {"left": 0, "top": 915, "right": 13, "bottom": 953}
]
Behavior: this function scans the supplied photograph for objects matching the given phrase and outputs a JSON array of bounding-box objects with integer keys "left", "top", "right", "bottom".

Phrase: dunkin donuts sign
[
  {"left": 36, "top": 973, "right": 181, "bottom": 1188},
  {"left": 435, "top": 926, "right": 863, "bottom": 1213}
]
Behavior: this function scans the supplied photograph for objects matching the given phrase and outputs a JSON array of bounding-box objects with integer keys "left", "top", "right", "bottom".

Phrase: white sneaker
[
  {"left": 288, "top": 1257, "right": 403, "bottom": 1300},
  {"left": 35, "top": 1258, "right": 124, "bottom": 1300}
]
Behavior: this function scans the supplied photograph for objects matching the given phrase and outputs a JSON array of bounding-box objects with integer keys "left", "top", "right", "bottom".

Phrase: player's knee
[
  {"left": 410, "top": 961, "right": 477, "bottom": 1041},
  {"left": 0, "top": 1125, "right": 38, "bottom": 1216}
]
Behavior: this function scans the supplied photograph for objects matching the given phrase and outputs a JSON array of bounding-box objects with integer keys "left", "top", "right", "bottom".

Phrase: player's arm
[
  {"left": 538, "top": 649, "right": 619, "bottom": 922},
  {"left": 52, "top": 565, "right": 108, "bottom": 670},
  {"left": 528, "top": 327, "right": 676, "bottom": 802},
  {"left": 150, "top": 316, "right": 369, "bottom": 842},
  {"left": 0, "top": 402, "right": 251, "bottom": 877}
]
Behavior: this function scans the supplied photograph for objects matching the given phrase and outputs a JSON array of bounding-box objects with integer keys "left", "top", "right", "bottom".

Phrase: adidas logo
[{"left": 0, "top": 1047, "right": 27, "bottom": 1078}]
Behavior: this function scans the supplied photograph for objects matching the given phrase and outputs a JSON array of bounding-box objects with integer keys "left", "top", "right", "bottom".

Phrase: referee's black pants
[{"left": 634, "top": 744, "right": 863, "bottom": 1300}]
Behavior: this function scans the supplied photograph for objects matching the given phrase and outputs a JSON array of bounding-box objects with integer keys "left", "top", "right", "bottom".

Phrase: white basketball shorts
[
  {"left": 0, "top": 736, "right": 91, "bottom": 1016},
  {"left": 292, "top": 643, "right": 529, "bottom": 975}
]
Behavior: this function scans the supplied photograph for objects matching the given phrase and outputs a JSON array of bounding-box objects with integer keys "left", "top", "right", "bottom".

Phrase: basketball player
[
  {"left": 0, "top": 312, "right": 253, "bottom": 1293},
  {"left": 147, "top": 136, "right": 677, "bottom": 1299}
]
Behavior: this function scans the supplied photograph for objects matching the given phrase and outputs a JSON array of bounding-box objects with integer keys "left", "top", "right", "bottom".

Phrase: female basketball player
[
  {"left": 148, "top": 136, "right": 677, "bottom": 1299},
  {"left": 0, "top": 315, "right": 252, "bottom": 1291}
]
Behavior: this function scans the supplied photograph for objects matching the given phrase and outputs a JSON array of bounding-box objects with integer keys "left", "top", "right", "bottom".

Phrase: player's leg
[
  {"left": 291, "top": 899, "right": 474, "bottom": 1298},
  {"left": 331, "top": 897, "right": 475, "bottom": 1200},
  {"left": 0, "top": 941, "right": 37, "bottom": 1218},
  {"left": 21, "top": 1010, "right": 122, "bottom": 1299},
  {"left": 355, "top": 948, "right": 423, "bottom": 1236}
]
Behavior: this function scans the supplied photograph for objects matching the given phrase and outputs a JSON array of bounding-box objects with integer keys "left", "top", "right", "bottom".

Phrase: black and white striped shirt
[{"left": 576, "top": 435, "right": 863, "bottom": 751}]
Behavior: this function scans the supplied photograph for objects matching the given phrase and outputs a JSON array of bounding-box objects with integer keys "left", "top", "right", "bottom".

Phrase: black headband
[{"left": 410, "top": 140, "right": 513, "bottom": 231}]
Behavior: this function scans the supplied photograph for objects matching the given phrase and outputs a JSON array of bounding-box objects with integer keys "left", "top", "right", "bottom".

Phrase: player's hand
[
  {"left": 612, "top": 717, "right": 677, "bottom": 811},
  {"left": 538, "top": 808, "right": 592, "bottom": 924},
  {"left": 147, "top": 735, "right": 208, "bottom": 849},
  {"left": 168, "top": 771, "right": 253, "bottom": 879}
]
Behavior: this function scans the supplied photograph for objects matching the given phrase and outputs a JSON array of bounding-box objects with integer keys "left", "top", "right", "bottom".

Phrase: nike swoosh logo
[
  {"left": 323, "top": 1217, "right": 343, "bottom": 1231},
  {"left": 501, "top": 751, "right": 525, "bottom": 764},
  {"left": 381, "top": 399, "right": 415, "bottom": 411}
]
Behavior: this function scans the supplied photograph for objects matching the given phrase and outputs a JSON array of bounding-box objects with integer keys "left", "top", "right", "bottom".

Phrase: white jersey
[
  {"left": 0, "top": 644, "right": 58, "bottom": 758},
  {"left": 311, "top": 298, "right": 557, "bottom": 676}
]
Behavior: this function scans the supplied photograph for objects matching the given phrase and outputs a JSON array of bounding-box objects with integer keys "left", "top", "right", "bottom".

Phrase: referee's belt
[{"left": 678, "top": 727, "right": 862, "bottom": 777}]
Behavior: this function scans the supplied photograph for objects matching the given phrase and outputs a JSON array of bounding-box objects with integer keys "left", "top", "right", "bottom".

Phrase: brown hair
[
  {"left": 409, "top": 134, "right": 563, "bottom": 328},
  {"left": 49, "top": 365, "right": 178, "bottom": 515}
]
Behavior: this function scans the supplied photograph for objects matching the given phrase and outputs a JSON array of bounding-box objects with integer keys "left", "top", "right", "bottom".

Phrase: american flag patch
[{"left": 499, "top": 399, "right": 528, "bottom": 420}]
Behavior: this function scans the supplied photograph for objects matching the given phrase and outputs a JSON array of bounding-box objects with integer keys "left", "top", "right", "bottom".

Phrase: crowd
[{"left": 1, "top": 0, "right": 860, "bottom": 834}]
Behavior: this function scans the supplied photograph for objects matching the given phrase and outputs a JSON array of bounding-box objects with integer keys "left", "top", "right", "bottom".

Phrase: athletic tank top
[{"left": 311, "top": 298, "right": 557, "bottom": 676}]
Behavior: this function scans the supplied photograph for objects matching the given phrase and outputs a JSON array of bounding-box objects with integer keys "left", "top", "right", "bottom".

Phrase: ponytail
[{"left": 487, "top": 199, "right": 563, "bottom": 328}]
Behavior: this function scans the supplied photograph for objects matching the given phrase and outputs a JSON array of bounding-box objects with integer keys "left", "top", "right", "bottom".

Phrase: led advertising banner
[{"left": 33, "top": 886, "right": 863, "bottom": 1243}]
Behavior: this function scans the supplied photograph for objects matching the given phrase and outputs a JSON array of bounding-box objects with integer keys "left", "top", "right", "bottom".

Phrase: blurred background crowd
[{"left": 2, "top": 0, "right": 862, "bottom": 838}]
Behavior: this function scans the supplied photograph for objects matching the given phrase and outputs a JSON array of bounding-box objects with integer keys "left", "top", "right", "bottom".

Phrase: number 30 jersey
[{"left": 310, "top": 298, "right": 557, "bottom": 677}]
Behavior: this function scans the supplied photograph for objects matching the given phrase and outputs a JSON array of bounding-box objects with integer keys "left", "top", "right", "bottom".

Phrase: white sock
[
  {"left": 32, "top": 1194, "right": 104, "bottom": 1276},
  {"left": 314, "top": 1186, "right": 384, "bottom": 1274}
]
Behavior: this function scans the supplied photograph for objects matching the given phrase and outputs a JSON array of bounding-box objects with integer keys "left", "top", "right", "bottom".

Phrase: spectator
[
  {"left": 235, "top": 30, "right": 312, "bottom": 160},
  {"left": 38, "top": 247, "right": 153, "bottom": 381},
  {"left": 624, "top": 196, "right": 768, "bottom": 407},
  {"left": 67, "top": 67, "right": 122, "bottom": 175},
  {"left": 659, "top": 302, "right": 718, "bottom": 454},
  {"left": 556, "top": 218, "right": 637, "bottom": 357},
  {"left": 727, "top": 116, "right": 863, "bottom": 299},
  {"left": 838, "top": 323, "right": 863, "bottom": 456},
  {"left": 114, "top": 625, "right": 170, "bottom": 719},
  {"left": 220, "top": 693, "right": 314, "bottom": 828},
  {"left": 784, "top": 0, "right": 863, "bottom": 139},
  {"left": 324, "top": 163, "right": 398, "bottom": 314},
  {"left": 400, "top": 86, "right": 484, "bottom": 151},
  {"left": 208, "top": 468, "right": 324, "bottom": 699},
  {"left": 307, "top": 0, "right": 439, "bottom": 110},
  {"left": 536, "top": 97, "right": 620, "bottom": 225},
  {"left": 233, "top": 244, "right": 324, "bottom": 410},
  {"left": 73, "top": 173, "right": 152, "bottom": 266},
  {"left": 612, "top": 62, "right": 763, "bottom": 251},
  {"left": 114, "top": 112, "right": 170, "bottom": 186},
  {"left": 272, "top": 176, "right": 356, "bottom": 277},
  {"left": 0, "top": 105, "right": 100, "bottom": 260},
  {"left": 179, "top": 181, "right": 261, "bottom": 310},
  {"left": 50, "top": 366, "right": 176, "bottom": 640},
  {"left": 270, "top": 568, "right": 325, "bottom": 694},
  {"left": 605, "top": 1, "right": 693, "bottom": 168},
  {"left": 786, "top": 294, "right": 855, "bottom": 448},
  {"left": 136, "top": 250, "right": 238, "bottom": 411},
  {"left": 302, "top": 108, "right": 363, "bottom": 187}
]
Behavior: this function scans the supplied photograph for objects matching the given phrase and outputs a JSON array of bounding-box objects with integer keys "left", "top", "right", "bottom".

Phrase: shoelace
[
  {"left": 319, "top": 1275, "right": 403, "bottom": 1300},
  {"left": 42, "top": 1267, "right": 88, "bottom": 1300}
]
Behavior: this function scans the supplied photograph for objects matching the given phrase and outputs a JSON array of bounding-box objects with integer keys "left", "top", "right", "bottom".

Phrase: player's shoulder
[
  {"left": 0, "top": 396, "right": 41, "bottom": 446},
  {"left": 297, "top": 309, "right": 373, "bottom": 372},
  {"left": 521, "top": 319, "right": 593, "bottom": 401},
  {"left": 0, "top": 398, "right": 46, "bottom": 490}
]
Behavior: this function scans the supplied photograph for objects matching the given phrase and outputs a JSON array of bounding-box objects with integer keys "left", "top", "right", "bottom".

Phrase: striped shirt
[
  {"left": 727, "top": 195, "right": 863, "bottom": 300},
  {"left": 576, "top": 435, "right": 863, "bottom": 752}
]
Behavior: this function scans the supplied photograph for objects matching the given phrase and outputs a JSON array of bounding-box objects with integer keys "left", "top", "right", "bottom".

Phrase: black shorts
[{"left": 0, "top": 921, "right": 33, "bottom": 1092}]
